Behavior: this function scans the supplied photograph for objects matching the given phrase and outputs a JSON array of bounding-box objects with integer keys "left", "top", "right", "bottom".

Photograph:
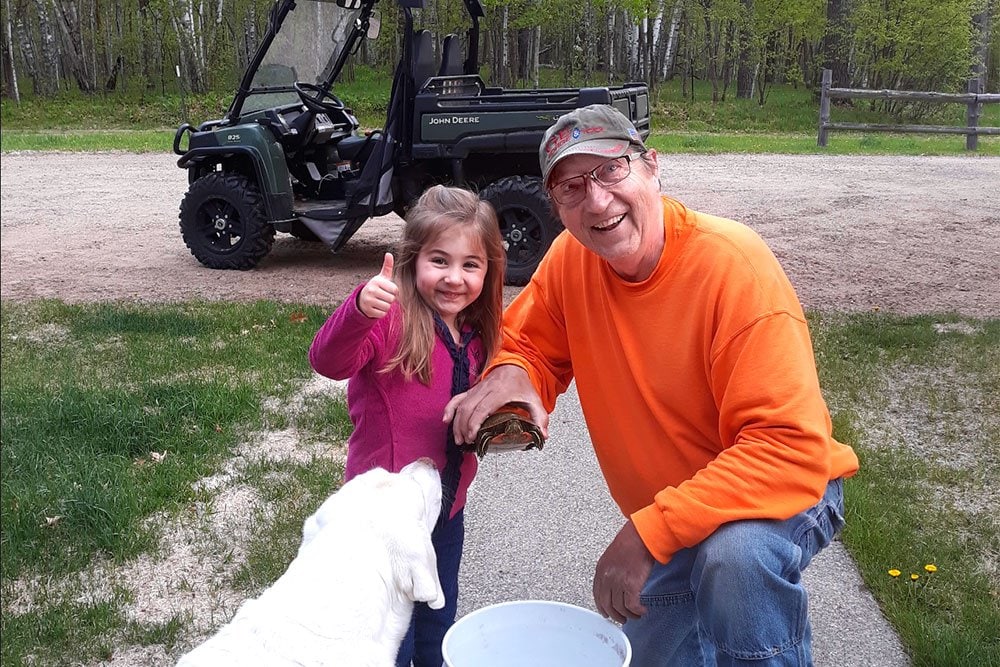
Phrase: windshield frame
[{"left": 226, "top": 0, "right": 373, "bottom": 121}]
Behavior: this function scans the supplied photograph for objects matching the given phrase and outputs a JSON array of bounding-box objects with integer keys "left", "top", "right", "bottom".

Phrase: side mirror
[{"left": 367, "top": 11, "right": 381, "bottom": 39}]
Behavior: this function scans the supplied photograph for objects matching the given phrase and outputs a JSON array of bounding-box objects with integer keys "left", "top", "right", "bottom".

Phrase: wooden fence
[{"left": 818, "top": 69, "right": 1000, "bottom": 150}]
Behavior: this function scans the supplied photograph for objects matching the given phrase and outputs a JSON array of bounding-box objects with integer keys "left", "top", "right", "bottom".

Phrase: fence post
[
  {"left": 966, "top": 77, "right": 981, "bottom": 151},
  {"left": 818, "top": 69, "right": 832, "bottom": 147}
]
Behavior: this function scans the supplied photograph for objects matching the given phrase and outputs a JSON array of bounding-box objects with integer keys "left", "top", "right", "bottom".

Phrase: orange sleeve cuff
[{"left": 631, "top": 503, "right": 684, "bottom": 565}]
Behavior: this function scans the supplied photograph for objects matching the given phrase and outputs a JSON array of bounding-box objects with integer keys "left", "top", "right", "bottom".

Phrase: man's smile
[{"left": 593, "top": 213, "right": 626, "bottom": 232}]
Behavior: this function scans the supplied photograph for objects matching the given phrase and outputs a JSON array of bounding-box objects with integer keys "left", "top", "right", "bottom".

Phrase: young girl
[{"left": 308, "top": 184, "right": 505, "bottom": 667}]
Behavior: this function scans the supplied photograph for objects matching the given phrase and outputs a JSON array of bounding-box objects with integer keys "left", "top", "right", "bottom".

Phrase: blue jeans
[
  {"left": 395, "top": 509, "right": 464, "bottom": 667},
  {"left": 624, "top": 478, "right": 846, "bottom": 666}
]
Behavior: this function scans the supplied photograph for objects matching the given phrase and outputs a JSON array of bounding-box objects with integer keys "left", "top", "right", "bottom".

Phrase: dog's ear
[{"left": 397, "top": 525, "right": 446, "bottom": 609}]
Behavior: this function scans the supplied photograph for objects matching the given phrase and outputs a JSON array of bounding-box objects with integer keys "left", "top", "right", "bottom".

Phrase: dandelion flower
[
  {"left": 910, "top": 574, "right": 920, "bottom": 581},
  {"left": 888, "top": 569, "right": 901, "bottom": 577},
  {"left": 924, "top": 564, "right": 937, "bottom": 573}
]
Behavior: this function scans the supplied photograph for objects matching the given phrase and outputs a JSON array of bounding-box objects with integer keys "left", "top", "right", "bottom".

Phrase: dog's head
[
  {"left": 376, "top": 458, "right": 445, "bottom": 609},
  {"left": 299, "top": 458, "right": 445, "bottom": 610},
  {"left": 398, "top": 457, "right": 444, "bottom": 534}
]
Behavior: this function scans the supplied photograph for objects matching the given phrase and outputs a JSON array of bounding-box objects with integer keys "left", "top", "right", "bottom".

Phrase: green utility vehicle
[{"left": 173, "top": 0, "right": 650, "bottom": 284}]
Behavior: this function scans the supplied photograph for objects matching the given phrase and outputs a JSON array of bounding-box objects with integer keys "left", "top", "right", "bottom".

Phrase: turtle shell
[{"left": 471, "top": 402, "right": 545, "bottom": 457}]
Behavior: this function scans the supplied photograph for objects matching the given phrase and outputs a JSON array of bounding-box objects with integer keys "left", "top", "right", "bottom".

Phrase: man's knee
[{"left": 694, "top": 520, "right": 805, "bottom": 592}]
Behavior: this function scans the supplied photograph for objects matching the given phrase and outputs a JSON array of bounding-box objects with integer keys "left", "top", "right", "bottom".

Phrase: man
[{"left": 445, "top": 104, "right": 860, "bottom": 666}]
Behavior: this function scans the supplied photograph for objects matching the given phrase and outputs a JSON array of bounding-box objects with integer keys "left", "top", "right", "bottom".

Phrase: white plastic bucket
[{"left": 441, "top": 600, "right": 631, "bottom": 667}]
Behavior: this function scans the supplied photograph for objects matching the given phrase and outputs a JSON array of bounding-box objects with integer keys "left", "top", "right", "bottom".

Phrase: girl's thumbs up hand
[{"left": 357, "top": 253, "right": 398, "bottom": 319}]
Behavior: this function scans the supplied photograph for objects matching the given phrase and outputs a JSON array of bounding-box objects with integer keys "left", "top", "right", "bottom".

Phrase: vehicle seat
[
  {"left": 439, "top": 34, "right": 463, "bottom": 76},
  {"left": 412, "top": 30, "right": 436, "bottom": 90}
]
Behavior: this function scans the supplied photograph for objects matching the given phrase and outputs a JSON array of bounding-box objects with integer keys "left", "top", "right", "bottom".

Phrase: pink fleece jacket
[{"left": 309, "top": 285, "right": 481, "bottom": 518}]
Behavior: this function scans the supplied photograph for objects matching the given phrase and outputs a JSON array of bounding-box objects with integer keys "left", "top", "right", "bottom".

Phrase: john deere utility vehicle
[{"left": 173, "top": 0, "right": 650, "bottom": 284}]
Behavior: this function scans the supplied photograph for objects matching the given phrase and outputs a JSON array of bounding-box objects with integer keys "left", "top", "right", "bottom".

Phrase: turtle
[{"left": 465, "top": 402, "right": 545, "bottom": 458}]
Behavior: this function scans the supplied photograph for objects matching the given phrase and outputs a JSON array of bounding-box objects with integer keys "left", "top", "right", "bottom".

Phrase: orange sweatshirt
[{"left": 492, "top": 196, "right": 859, "bottom": 563}]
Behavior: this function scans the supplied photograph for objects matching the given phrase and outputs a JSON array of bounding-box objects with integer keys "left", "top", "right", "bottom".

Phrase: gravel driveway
[{"left": 2, "top": 152, "right": 998, "bottom": 317}]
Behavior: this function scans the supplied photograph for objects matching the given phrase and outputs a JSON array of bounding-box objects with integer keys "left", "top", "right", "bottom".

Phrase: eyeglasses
[{"left": 547, "top": 153, "right": 645, "bottom": 205}]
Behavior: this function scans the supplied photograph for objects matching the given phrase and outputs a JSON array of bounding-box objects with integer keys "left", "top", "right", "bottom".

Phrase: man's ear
[{"left": 644, "top": 148, "right": 658, "bottom": 174}]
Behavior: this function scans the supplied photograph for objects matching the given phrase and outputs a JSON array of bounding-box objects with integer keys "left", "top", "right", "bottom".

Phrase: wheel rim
[
  {"left": 197, "top": 196, "right": 246, "bottom": 254},
  {"left": 498, "top": 205, "right": 544, "bottom": 270}
]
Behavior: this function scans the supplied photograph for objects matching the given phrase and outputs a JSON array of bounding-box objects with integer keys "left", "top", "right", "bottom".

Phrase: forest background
[{"left": 1, "top": 0, "right": 997, "bottom": 123}]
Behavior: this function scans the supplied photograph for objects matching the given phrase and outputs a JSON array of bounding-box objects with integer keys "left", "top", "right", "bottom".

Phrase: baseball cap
[{"left": 539, "top": 104, "right": 647, "bottom": 186}]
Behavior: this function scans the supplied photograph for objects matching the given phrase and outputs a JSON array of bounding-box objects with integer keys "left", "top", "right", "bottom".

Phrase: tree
[
  {"left": 2, "top": 0, "right": 20, "bottom": 99},
  {"left": 971, "top": 0, "right": 993, "bottom": 86},
  {"left": 735, "top": 0, "right": 754, "bottom": 98},
  {"left": 820, "top": 0, "right": 850, "bottom": 88}
]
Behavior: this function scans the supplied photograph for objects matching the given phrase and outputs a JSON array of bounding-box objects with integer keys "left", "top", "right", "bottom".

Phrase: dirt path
[{"left": 2, "top": 151, "right": 998, "bottom": 316}]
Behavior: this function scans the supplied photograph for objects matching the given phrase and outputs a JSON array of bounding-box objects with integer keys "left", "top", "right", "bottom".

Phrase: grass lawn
[{"left": 2, "top": 72, "right": 997, "bottom": 155}]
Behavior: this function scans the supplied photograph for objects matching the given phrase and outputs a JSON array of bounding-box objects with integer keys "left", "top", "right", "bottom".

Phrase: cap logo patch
[{"left": 544, "top": 128, "right": 572, "bottom": 156}]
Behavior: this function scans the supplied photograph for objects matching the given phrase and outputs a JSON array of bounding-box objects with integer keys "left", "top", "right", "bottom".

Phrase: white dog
[{"left": 176, "top": 458, "right": 445, "bottom": 667}]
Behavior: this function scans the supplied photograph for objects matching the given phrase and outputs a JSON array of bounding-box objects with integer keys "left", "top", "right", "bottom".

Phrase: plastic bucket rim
[{"left": 441, "top": 599, "right": 632, "bottom": 666}]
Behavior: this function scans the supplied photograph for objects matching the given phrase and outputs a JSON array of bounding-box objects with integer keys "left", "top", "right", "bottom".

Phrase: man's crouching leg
[{"left": 624, "top": 479, "right": 845, "bottom": 667}]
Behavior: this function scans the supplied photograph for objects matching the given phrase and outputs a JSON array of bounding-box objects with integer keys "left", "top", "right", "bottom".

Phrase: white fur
[{"left": 176, "top": 458, "right": 444, "bottom": 667}]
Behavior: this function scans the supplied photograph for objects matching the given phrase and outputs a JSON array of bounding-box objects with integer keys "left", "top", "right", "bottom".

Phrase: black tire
[
  {"left": 179, "top": 172, "right": 275, "bottom": 270},
  {"left": 480, "top": 175, "right": 562, "bottom": 286}
]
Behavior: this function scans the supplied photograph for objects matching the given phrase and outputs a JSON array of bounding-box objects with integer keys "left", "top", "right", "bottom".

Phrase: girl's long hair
[{"left": 383, "top": 185, "right": 506, "bottom": 384}]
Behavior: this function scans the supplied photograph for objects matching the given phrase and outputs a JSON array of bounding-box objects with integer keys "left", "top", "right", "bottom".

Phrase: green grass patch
[
  {"left": 1, "top": 299, "right": 353, "bottom": 664},
  {"left": 4, "top": 73, "right": 996, "bottom": 155},
  {"left": 647, "top": 78, "right": 1000, "bottom": 133},
  {"left": 0, "top": 129, "right": 176, "bottom": 153},
  {"left": 0, "top": 299, "right": 335, "bottom": 578},
  {"left": 645, "top": 132, "right": 998, "bottom": 156},
  {"left": 811, "top": 312, "right": 1000, "bottom": 666},
  {"left": 233, "top": 457, "right": 345, "bottom": 592}
]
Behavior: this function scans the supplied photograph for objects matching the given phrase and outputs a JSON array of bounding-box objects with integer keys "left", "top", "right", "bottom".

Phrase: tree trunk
[
  {"left": 703, "top": 10, "right": 720, "bottom": 102},
  {"left": 638, "top": 15, "right": 649, "bottom": 82},
  {"left": 2, "top": 0, "right": 20, "bottom": 101},
  {"left": 606, "top": 10, "right": 614, "bottom": 81},
  {"left": 498, "top": 4, "right": 508, "bottom": 86},
  {"left": 820, "top": 0, "right": 850, "bottom": 88},
  {"left": 240, "top": 3, "right": 258, "bottom": 75},
  {"left": 137, "top": 0, "right": 155, "bottom": 90},
  {"left": 735, "top": 0, "right": 754, "bottom": 98},
  {"left": 971, "top": 0, "right": 992, "bottom": 86},
  {"left": 32, "top": 0, "right": 61, "bottom": 95},
  {"left": 659, "top": 1, "right": 682, "bottom": 81},
  {"left": 172, "top": 0, "right": 207, "bottom": 94},
  {"left": 582, "top": 0, "right": 595, "bottom": 84},
  {"left": 532, "top": 25, "right": 540, "bottom": 88},
  {"left": 52, "top": 0, "right": 96, "bottom": 92},
  {"left": 14, "top": 15, "right": 39, "bottom": 86},
  {"left": 628, "top": 16, "right": 639, "bottom": 80},
  {"left": 651, "top": 4, "right": 664, "bottom": 82},
  {"left": 682, "top": 7, "right": 692, "bottom": 98}
]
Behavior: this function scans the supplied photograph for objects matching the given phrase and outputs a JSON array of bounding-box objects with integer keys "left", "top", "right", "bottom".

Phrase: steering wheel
[{"left": 294, "top": 81, "right": 346, "bottom": 114}]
